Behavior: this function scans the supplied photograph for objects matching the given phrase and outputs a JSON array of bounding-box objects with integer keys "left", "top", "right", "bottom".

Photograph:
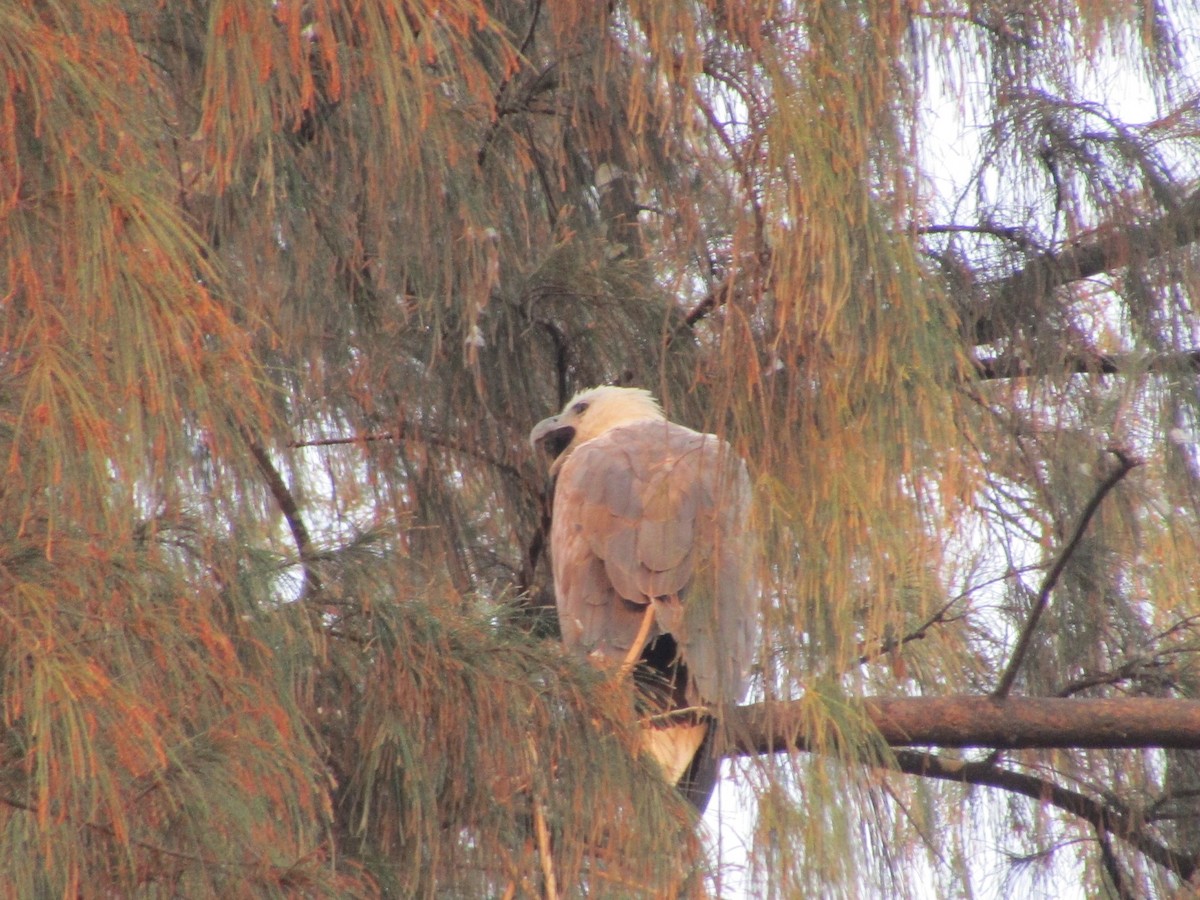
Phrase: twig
[
  {"left": 854, "top": 602, "right": 964, "bottom": 668},
  {"left": 993, "top": 449, "right": 1140, "bottom": 698},
  {"left": 532, "top": 798, "right": 557, "bottom": 900},
  {"left": 291, "top": 423, "right": 527, "bottom": 482},
  {"left": 477, "top": 0, "right": 545, "bottom": 167},
  {"left": 855, "top": 563, "right": 1049, "bottom": 669},
  {"left": 1055, "top": 658, "right": 1163, "bottom": 698}
]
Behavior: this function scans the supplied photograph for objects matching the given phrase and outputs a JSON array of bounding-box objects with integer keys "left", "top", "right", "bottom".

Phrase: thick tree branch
[
  {"left": 966, "top": 187, "right": 1200, "bottom": 345},
  {"left": 724, "top": 695, "right": 1200, "bottom": 879},
  {"left": 997, "top": 187, "right": 1200, "bottom": 295},
  {"left": 726, "top": 696, "right": 1200, "bottom": 755}
]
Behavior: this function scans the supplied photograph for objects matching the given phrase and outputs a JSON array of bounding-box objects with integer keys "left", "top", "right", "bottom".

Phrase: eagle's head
[{"left": 529, "top": 385, "right": 664, "bottom": 474}]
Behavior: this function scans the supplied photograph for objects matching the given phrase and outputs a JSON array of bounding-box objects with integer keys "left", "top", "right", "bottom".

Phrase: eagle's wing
[{"left": 551, "top": 418, "right": 754, "bottom": 706}]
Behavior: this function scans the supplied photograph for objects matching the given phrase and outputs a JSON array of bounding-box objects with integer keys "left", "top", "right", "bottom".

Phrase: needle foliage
[{"left": 2, "top": 0, "right": 1199, "bottom": 895}]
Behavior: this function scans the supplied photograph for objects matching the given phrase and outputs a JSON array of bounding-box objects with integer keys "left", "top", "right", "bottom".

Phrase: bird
[{"left": 529, "top": 385, "right": 756, "bottom": 810}]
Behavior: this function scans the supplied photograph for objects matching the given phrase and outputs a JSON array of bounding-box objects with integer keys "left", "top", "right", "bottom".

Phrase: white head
[{"left": 529, "top": 386, "right": 665, "bottom": 474}]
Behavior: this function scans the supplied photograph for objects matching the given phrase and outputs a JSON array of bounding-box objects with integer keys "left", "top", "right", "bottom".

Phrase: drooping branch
[
  {"left": 993, "top": 449, "right": 1140, "bottom": 698},
  {"left": 888, "top": 748, "right": 1197, "bottom": 880},
  {"left": 0, "top": 792, "right": 331, "bottom": 879},
  {"left": 476, "top": 0, "right": 547, "bottom": 168}
]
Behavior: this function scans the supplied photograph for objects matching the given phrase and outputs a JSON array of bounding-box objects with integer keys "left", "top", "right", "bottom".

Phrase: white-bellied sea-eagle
[{"left": 530, "top": 386, "right": 756, "bottom": 810}]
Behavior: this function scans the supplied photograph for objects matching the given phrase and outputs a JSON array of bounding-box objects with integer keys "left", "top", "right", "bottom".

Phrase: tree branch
[
  {"left": 244, "top": 435, "right": 323, "bottom": 601},
  {"left": 671, "top": 249, "right": 772, "bottom": 341},
  {"left": 973, "top": 349, "right": 1200, "bottom": 381},
  {"left": 726, "top": 696, "right": 1200, "bottom": 755},
  {"left": 999, "top": 187, "right": 1200, "bottom": 293},
  {"left": 477, "top": 0, "right": 545, "bottom": 168},
  {"left": 993, "top": 449, "right": 1140, "bottom": 698},
  {"left": 887, "top": 749, "right": 1196, "bottom": 880},
  {"left": 1097, "top": 826, "right": 1136, "bottom": 900},
  {"left": 290, "top": 422, "right": 528, "bottom": 483},
  {"left": 964, "top": 187, "right": 1200, "bottom": 346},
  {"left": 723, "top": 695, "right": 1200, "bottom": 879},
  {"left": 918, "top": 222, "right": 1043, "bottom": 250},
  {"left": 0, "top": 793, "right": 323, "bottom": 877}
]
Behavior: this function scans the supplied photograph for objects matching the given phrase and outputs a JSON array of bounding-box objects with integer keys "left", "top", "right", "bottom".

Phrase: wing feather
[{"left": 550, "top": 418, "right": 755, "bottom": 704}]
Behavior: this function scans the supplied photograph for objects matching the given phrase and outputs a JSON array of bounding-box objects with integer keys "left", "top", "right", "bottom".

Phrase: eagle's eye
[{"left": 572, "top": 401, "right": 590, "bottom": 415}]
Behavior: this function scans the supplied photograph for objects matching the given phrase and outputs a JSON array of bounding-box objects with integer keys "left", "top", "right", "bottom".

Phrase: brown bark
[
  {"left": 725, "top": 696, "right": 1200, "bottom": 756},
  {"left": 721, "top": 695, "right": 1200, "bottom": 881},
  {"left": 966, "top": 187, "right": 1200, "bottom": 346}
]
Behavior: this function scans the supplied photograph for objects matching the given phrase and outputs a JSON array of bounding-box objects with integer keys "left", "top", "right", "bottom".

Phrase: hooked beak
[{"left": 529, "top": 415, "right": 576, "bottom": 464}]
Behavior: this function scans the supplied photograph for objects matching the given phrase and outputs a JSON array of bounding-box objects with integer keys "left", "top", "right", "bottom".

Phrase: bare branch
[
  {"left": 244, "top": 435, "right": 322, "bottom": 601},
  {"left": 886, "top": 750, "right": 1196, "bottom": 881},
  {"left": 672, "top": 249, "right": 772, "bottom": 339},
  {"left": 918, "top": 222, "right": 1043, "bottom": 250},
  {"left": 1056, "top": 658, "right": 1168, "bottom": 698},
  {"left": 851, "top": 566, "right": 1047, "bottom": 669},
  {"left": 291, "top": 423, "right": 529, "bottom": 483},
  {"left": 993, "top": 449, "right": 1141, "bottom": 698},
  {"left": 973, "top": 349, "right": 1200, "bottom": 381}
]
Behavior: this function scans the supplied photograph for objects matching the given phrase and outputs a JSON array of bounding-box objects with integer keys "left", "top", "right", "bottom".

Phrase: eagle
[{"left": 530, "top": 385, "right": 756, "bottom": 810}]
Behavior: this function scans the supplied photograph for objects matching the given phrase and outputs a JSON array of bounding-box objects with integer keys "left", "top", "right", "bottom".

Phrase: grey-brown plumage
[{"left": 530, "top": 386, "right": 756, "bottom": 810}]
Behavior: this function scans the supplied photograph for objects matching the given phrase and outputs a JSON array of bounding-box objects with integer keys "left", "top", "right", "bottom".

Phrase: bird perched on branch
[{"left": 530, "top": 385, "right": 757, "bottom": 810}]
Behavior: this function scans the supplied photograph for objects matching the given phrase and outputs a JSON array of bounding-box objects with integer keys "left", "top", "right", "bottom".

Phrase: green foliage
[
  {"left": 324, "top": 594, "right": 705, "bottom": 897},
  {"left": 1, "top": 0, "right": 1198, "bottom": 895}
]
